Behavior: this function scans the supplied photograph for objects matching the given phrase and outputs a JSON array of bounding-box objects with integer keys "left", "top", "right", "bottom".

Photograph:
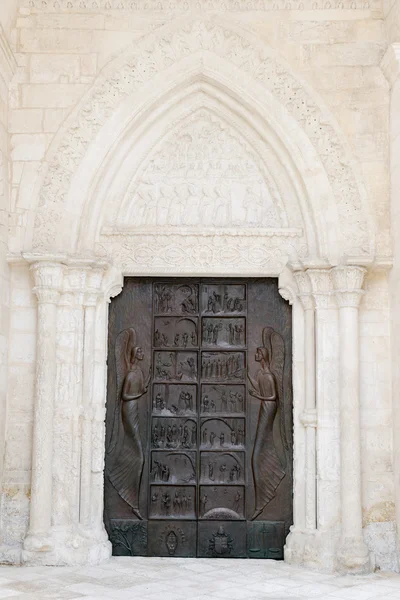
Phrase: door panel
[{"left": 104, "top": 278, "right": 292, "bottom": 558}]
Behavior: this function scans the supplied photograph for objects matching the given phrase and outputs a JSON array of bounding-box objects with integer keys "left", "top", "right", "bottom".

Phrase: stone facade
[{"left": 0, "top": 0, "right": 398, "bottom": 574}]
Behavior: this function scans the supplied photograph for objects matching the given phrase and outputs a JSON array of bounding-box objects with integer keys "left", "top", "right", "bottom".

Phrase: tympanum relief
[
  {"left": 105, "top": 278, "right": 292, "bottom": 557},
  {"left": 119, "top": 111, "right": 287, "bottom": 232}
]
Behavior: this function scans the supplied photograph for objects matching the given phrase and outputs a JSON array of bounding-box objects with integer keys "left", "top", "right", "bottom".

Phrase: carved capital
[
  {"left": 300, "top": 409, "right": 317, "bottom": 429},
  {"left": 334, "top": 290, "right": 364, "bottom": 309},
  {"left": 307, "top": 268, "right": 336, "bottom": 310},
  {"left": 30, "top": 262, "right": 64, "bottom": 304},
  {"left": 87, "top": 267, "right": 106, "bottom": 292},
  {"left": 58, "top": 263, "right": 108, "bottom": 306},
  {"left": 84, "top": 293, "right": 101, "bottom": 308},
  {"left": 83, "top": 267, "right": 107, "bottom": 307},
  {"left": 331, "top": 266, "right": 366, "bottom": 309},
  {"left": 293, "top": 270, "right": 314, "bottom": 311},
  {"left": 63, "top": 266, "right": 90, "bottom": 302}
]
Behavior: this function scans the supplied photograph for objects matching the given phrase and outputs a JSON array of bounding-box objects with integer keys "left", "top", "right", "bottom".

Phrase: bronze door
[{"left": 104, "top": 278, "right": 292, "bottom": 558}]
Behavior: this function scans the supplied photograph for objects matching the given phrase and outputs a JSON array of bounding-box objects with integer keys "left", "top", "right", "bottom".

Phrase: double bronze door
[{"left": 104, "top": 278, "right": 292, "bottom": 558}]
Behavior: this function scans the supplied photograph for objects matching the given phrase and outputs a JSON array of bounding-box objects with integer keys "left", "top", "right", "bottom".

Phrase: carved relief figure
[
  {"left": 107, "top": 328, "right": 150, "bottom": 519},
  {"left": 248, "top": 327, "right": 287, "bottom": 519},
  {"left": 124, "top": 111, "right": 283, "bottom": 231}
]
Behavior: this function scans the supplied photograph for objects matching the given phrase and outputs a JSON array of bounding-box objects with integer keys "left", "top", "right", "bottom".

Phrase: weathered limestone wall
[
  {"left": 0, "top": 21, "right": 17, "bottom": 557},
  {"left": 0, "top": 0, "right": 396, "bottom": 570}
]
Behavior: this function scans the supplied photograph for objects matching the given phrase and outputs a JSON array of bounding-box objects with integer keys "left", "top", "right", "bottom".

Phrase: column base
[
  {"left": 337, "top": 537, "right": 372, "bottom": 574},
  {"left": 0, "top": 544, "right": 23, "bottom": 565},
  {"left": 22, "top": 526, "right": 112, "bottom": 566},
  {"left": 284, "top": 527, "right": 338, "bottom": 571},
  {"left": 23, "top": 533, "right": 54, "bottom": 553}
]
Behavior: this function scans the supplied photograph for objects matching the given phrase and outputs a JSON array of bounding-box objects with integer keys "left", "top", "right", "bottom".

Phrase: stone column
[
  {"left": 80, "top": 268, "right": 104, "bottom": 529},
  {"left": 23, "top": 261, "right": 64, "bottom": 555},
  {"left": 294, "top": 270, "right": 317, "bottom": 532},
  {"left": 332, "top": 265, "right": 370, "bottom": 573},
  {"left": 307, "top": 267, "right": 340, "bottom": 570}
]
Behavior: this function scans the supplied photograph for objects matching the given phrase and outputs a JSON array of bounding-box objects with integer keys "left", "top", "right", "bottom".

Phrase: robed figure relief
[
  {"left": 107, "top": 328, "right": 151, "bottom": 519},
  {"left": 248, "top": 326, "right": 288, "bottom": 520}
]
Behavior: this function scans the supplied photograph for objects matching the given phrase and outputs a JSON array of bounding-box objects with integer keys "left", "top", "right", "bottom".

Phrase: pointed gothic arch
[{"left": 26, "top": 16, "right": 374, "bottom": 271}]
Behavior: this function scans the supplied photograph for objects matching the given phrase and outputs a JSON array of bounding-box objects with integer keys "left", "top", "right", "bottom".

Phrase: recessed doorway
[{"left": 104, "top": 278, "right": 292, "bottom": 558}]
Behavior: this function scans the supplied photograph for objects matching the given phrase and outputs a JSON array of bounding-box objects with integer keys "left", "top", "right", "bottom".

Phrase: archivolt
[{"left": 30, "top": 15, "right": 373, "bottom": 262}]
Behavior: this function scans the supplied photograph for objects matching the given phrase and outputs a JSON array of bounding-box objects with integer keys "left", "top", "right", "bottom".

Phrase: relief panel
[
  {"left": 200, "top": 418, "right": 245, "bottom": 450},
  {"left": 109, "top": 520, "right": 148, "bottom": 557},
  {"left": 200, "top": 451, "right": 245, "bottom": 485},
  {"left": 201, "top": 384, "right": 245, "bottom": 415},
  {"left": 201, "top": 284, "right": 246, "bottom": 315},
  {"left": 201, "top": 352, "right": 245, "bottom": 382},
  {"left": 147, "top": 521, "right": 197, "bottom": 558},
  {"left": 150, "top": 451, "right": 196, "bottom": 485},
  {"left": 152, "top": 384, "right": 197, "bottom": 416},
  {"left": 126, "top": 111, "right": 283, "bottom": 231},
  {"left": 154, "top": 283, "right": 199, "bottom": 315},
  {"left": 198, "top": 522, "right": 247, "bottom": 558},
  {"left": 151, "top": 418, "right": 197, "bottom": 450},
  {"left": 247, "top": 521, "right": 285, "bottom": 559},
  {"left": 149, "top": 486, "right": 196, "bottom": 519},
  {"left": 154, "top": 317, "right": 198, "bottom": 349},
  {"left": 199, "top": 486, "right": 245, "bottom": 520},
  {"left": 202, "top": 317, "right": 245, "bottom": 348},
  {"left": 155, "top": 351, "right": 197, "bottom": 382}
]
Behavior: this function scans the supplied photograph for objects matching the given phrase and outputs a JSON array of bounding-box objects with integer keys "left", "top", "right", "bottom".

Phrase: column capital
[
  {"left": 292, "top": 269, "right": 315, "bottom": 311},
  {"left": 29, "top": 261, "right": 64, "bottom": 304},
  {"left": 57, "top": 262, "right": 109, "bottom": 307},
  {"left": 84, "top": 266, "right": 107, "bottom": 307},
  {"left": 307, "top": 268, "right": 336, "bottom": 310},
  {"left": 331, "top": 265, "right": 366, "bottom": 309}
]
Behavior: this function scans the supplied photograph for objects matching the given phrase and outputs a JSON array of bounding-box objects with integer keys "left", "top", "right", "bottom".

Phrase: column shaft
[
  {"left": 339, "top": 306, "right": 362, "bottom": 539},
  {"left": 333, "top": 265, "right": 370, "bottom": 573},
  {"left": 24, "top": 262, "right": 63, "bottom": 553},
  {"left": 80, "top": 303, "right": 96, "bottom": 527},
  {"left": 304, "top": 307, "right": 317, "bottom": 530},
  {"left": 30, "top": 301, "right": 58, "bottom": 538}
]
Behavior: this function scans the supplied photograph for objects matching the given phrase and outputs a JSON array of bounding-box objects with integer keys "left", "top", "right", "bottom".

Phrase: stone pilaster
[
  {"left": 23, "top": 261, "right": 64, "bottom": 558},
  {"left": 332, "top": 265, "right": 371, "bottom": 574}
]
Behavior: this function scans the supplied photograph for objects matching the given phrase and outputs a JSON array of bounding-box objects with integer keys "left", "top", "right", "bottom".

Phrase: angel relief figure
[
  {"left": 247, "top": 327, "right": 289, "bottom": 520},
  {"left": 106, "top": 328, "right": 151, "bottom": 520}
]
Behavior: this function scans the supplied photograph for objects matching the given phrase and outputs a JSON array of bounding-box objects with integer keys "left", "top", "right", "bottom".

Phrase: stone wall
[
  {"left": 0, "top": 0, "right": 397, "bottom": 570},
  {"left": 0, "top": 22, "right": 17, "bottom": 558},
  {"left": 9, "top": 1, "right": 391, "bottom": 257}
]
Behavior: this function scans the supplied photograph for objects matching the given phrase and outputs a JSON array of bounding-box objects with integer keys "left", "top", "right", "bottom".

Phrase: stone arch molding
[{"left": 31, "top": 16, "right": 374, "bottom": 272}]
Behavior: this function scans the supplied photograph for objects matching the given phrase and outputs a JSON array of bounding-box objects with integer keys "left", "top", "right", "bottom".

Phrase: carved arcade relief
[{"left": 123, "top": 111, "right": 284, "bottom": 231}]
